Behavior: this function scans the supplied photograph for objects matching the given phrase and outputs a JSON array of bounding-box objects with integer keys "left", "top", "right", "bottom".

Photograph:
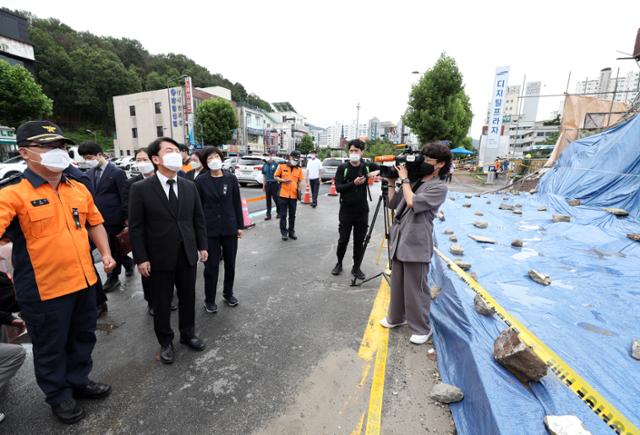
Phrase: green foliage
[
  {"left": 545, "top": 130, "right": 560, "bottom": 144},
  {"left": 195, "top": 99, "right": 238, "bottom": 146},
  {"left": 13, "top": 10, "right": 269, "bottom": 135},
  {"left": 64, "top": 129, "right": 114, "bottom": 151},
  {"left": 404, "top": 53, "right": 472, "bottom": 145},
  {"left": 363, "top": 139, "right": 397, "bottom": 158},
  {"left": 0, "top": 60, "right": 53, "bottom": 127},
  {"left": 317, "top": 148, "right": 332, "bottom": 160},
  {"left": 460, "top": 136, "right": 474, "bottom": 150},
  {"left": 297, "top": 135, "right": 315, "bottom": 154}
]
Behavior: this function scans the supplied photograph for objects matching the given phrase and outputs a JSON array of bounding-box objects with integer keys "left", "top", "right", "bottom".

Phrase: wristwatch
[{"left": 401, "top": 178, "right": 411, "bottom": 184}]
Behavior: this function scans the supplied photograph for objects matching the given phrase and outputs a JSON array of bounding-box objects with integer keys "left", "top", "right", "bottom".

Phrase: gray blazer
[{"left": 388, "top": 178, "right": 448, "bottom": 263}]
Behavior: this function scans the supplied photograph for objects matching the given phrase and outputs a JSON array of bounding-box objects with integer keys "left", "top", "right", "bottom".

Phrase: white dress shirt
[
  {"left": 306, "top": 158, "right": 322, "bottom": 180},
  {"left": 156, "top": 171, "right": 179, "bottom": 199}
]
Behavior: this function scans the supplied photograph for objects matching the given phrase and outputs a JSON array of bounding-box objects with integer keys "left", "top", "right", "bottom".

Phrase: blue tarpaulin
[
  {"left": 451, "top": 147, "right": 475, "bottom": 155},
  {"left": 429, "top": 114, "right": 640, "bottom": 434}
]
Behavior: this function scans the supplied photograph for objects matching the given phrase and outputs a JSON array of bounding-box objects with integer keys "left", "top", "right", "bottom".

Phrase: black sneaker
[
  {"left": 264, "top": 216, "right": 271, "bottom": 221},
  {"left": 204, "top": 302, "right": 218, "bottom": 313},
  {"left": 103, "top": 275, "right": 120, "bottom": 293},
  {"left": 352, "top": 267, "right": 366, "bottom": 280},
  {"left": 51, "top": 399, "right": 85, "bottom": 424},
  {"left": 223, "top": 295, "right": 239, "bottom": 307},
  {"left": 289, "top": 232, "right": 298, "bottom": 240},
  {"left": 282, "top": 235, "right": 288, "bottom": 241},
  {"left": 331, "top": 262, "right": 343, "bottom": 275}
]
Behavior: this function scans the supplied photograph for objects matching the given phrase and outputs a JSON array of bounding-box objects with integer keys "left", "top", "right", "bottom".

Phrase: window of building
[
  {"left": 132, "top": 128, "right": 138, "bottom": 138},
  {"left": 126, "top": 150, "right": 131, "bottom": 156},
  {"left": 156, "top": 126, "right": 163, "bottom": 137},
  {"left": 155, "top": 102, "right": 161, "bottom": 114},
  {"left": 120, "top": 150, "right": 124, "bottom": 156},
  {"left": 129, "top": 105, "right": 136, "bottom": 116}
]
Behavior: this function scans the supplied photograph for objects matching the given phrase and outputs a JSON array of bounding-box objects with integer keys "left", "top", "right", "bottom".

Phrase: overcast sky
[{"left": 8, "top": 0, "right": 640, "bottom": 139}]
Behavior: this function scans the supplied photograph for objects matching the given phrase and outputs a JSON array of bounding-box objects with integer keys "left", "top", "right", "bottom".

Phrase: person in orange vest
[
  {"left": 0, "top": 121, "right": 116, "bottom": 424},
  {"left": 274, "top": 150, "right": 304, "bottom": 240}
]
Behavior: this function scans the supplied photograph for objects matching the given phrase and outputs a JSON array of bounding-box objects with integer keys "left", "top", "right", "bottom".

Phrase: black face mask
[{"left": 408, "top": 162, "right": 435, "bottom": 180}]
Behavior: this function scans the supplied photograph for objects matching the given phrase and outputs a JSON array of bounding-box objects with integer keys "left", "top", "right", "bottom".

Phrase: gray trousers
[
  {"left": 0, "top": 343, "right": 26, "bottom": 390},
  {"left": 387, "top": 259, "right": 431, "bottom": 335}
]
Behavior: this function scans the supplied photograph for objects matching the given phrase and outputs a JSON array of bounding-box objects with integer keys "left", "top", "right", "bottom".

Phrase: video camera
[{"left": 374, "top": 150, "right": 425, "bottom": 180}]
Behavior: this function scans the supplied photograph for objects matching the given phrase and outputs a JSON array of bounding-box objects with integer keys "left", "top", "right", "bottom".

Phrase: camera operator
[
  {"left": 379, "top": 143, "right": 451, "bottom": 345},
  {"left": 331, "top": 139, "right": 379, "bottom": 280}
]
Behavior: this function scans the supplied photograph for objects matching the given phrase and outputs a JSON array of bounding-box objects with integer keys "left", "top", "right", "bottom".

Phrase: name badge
[
  {"left": 223, "top": 184, "right": 228, "bottom": 196},
  {"left": 31, "top": 198, "right": 50, "bottom": 207}
]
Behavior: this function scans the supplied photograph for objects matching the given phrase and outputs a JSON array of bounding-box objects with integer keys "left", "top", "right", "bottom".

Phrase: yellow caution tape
[{"left": 434, "top": 247, "right": 640, "bottom": 435}]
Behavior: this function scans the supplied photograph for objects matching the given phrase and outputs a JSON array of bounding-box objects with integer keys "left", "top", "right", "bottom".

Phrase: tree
[
  {"left": 460, "top": 136, "right": 474, "bottom": 151},
  {"left": 0, "top": 60, "right": 53, "bottom": 127},
  {"left": 363, "top": 139, "right": 396, "bottom": 158},
  {"left": 298, "top": 134, "right": 315, "bottom": 155},
  {"left": 404, "top": 53, "right": 472, "bottom": 145},
  {"left": 195, "top": 98, "right": 238, "bottom": 146}
]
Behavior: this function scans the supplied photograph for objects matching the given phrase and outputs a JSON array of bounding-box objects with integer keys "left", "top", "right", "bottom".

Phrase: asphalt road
[{"left": 1, "top": 183, "right": 453, "bottom": 435}]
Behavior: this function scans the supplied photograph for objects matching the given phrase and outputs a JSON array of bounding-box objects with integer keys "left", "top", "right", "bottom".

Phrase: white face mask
[
  {"left": 162, "top": 152, "right": 183, "bottom": 172},
  {"left": 30, "top": 148, "right": 72, "bottom": 173},
  {"left": 136, "top": 162, "right": 154, "bottom": 175},
  {"left": 208, "top": 159, "right": 223, "bottom": 171},
  {"left": 289, "top": 159, "right": 299, "bottom": 166},
  {"left": 310, "top": 155, "right": 316, "bottom": 160},
  {"left": 349, "top": 153, "right": 360, "bottom": 163},
  {"left": 85, "top": 159, "right": 99, "bottom": 168},
  {"left": 190, "top": 160, "right": 201, "bottom": 170}
]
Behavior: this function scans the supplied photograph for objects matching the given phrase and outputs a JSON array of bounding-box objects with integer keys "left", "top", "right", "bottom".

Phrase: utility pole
[{"left": 355, "top": 102, "right": 361, "bottom": 140}]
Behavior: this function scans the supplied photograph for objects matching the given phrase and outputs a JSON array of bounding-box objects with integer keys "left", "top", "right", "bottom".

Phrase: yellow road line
[
  {"left": 351, "top": 413, "right": 365, "bottom": 435},
  {"left": 365, "top": 285, "right": 390, "bottom": 435},
  {"left": 358, "top": 279, "right": 391, "bottom": 361},
  {"left": 435, "top": 247, "right": 639, "bottom": 435}
]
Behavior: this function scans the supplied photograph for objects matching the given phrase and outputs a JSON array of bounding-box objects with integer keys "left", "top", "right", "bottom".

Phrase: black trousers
[
  {"left": 105, "top": 225, "right": 134, "bottom": 277},
  {"left": 141, "top": 275, "right": 152, "bottom": 305},
  {"left": 149, "top": 245, "right": 196, "bottom": 347},
  {"left": 337, "top": 207, "right": 369, "bottom": 268},
  {"left": 203, "top": 235, "right": 238, "bottom": 304},
  {"left": 20, "top": 285, "right": 97, "bottom": 406},
  {"left": 94, "top": 265, "right": 107, "bottom": 307},
  {"left": 309, "top": 178, "right": 320, "bottom": 206},
  {"left": 279, "top": 198, "right": 298, "bottom": 236},
  {"left": 265, "top": 182, "right": 280, "bottom": 218}
]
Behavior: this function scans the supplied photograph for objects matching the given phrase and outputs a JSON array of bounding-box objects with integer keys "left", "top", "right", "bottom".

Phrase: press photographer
[{"left": 379, "top": 142, "right": 451, "bottom": 345}]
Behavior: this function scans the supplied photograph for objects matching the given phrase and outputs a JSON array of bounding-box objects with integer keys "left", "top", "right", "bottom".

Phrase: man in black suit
[
  {"left": 79, "top": 142, "right": 133, "bottom": 292},
  {"left": 128, "top": 138, "right": 208, "bottom": 364}
]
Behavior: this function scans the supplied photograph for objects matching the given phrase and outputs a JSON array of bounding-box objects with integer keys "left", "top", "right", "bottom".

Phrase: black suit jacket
[
  {"left": 195, "top": 172, "right": 244, "bottom": 237},
  {"left": 87, "top": 162, "right": 127, "bottom": 228},
  {"left": 122, "top": 174, "right": 143, "bottom": 220},
  {"left": 128, "top": 175, "right": 207, "bottom": 271}
]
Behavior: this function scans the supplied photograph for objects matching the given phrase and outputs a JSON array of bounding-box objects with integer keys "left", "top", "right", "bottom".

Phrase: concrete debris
[
  {"left": 632, "top": 339, "right": 640, "bottom": 360},
  {"left": 464, "top": 195, "right": 472, "bottom": 199},
  {"left": 512, "top": 209, "right": 523, "bottom": 215},
  {"left": 449, "top": 235, "right": 458, "bottom": 242},
  {"left": 528, "top": 269, "right": 551, "bottom": 286},
  {"left": 514, "top": 203, "right": 522, "bottom": 208},
  {"left": 544, "top": 416, "right": 592, "bottom": 435},
  {"left": 628, "top": 233, "right": 640, "bottom": 242},
  {"left": 473, "top": 221, "right": 488, "bottom": 229},
  {"left": 552, "top": 214, "right": 571, "bottom": 223},
  {"left": 486, "top": 201, "right": 492, "bottom": 205},
  {"left": 537, "top": 207, "right": 547, "bottom": 212},
  {"left": 511, "top": 239, "right": 524, "bottom": 248},
  {"left": 494, "top": 328, "right": 548, "bottom": 383},
  {"left": 462, "top": 203, "right": 472, "bottom": 208},
  {"left": 567, "top": 199, "right": 581, "bottom": 206},
  {"left": 474, "top": 211, "right": 484, "bottom": 216},
  {"left": 449, "top": 197, "right": 456, "bottom": 201},
  {"left": 437, "top": 211, "right": 446, "bottom": 221},
  {"left": 529, "top": 189, "right": 538, "bottom": 194},
  {"left": 469, "top": 272, "right": 478, "bottom": 281},
  {"left": 452, "top": 260, "right": 471, "bottom": 271},
  {"left": 430, "top": 286, "right": 443, "bottom": 300},
  {"left": 443, "top": 229, "right": 454, "bottom": 235},
  {"left": 430, "top": 383, "right": 464, "bottom": 404},
  {"left": 449, "top": 244, "right": 464, "bottom": 256},
  {"left": 474, "top": 294, "right": 495, "bottom": 316},
  {"left": 468, "top": 235, "right": 496, "bottom": 244},
  {"left": 499, "top": 203, "right": 514, "bottom": 210},
  {"left": 603, "top": 207, "right": 629, "bottom": 217}
]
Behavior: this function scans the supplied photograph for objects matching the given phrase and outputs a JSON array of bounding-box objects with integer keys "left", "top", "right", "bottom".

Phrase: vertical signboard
[
  {"left": 487, "top": 66, "right": 510, "bottom": 149},
  {"left": 184, "top": 76, "right": 194, "bottom": 145},
  {"left": 169, "top": 87, "right": 184, "bottom": 130}
]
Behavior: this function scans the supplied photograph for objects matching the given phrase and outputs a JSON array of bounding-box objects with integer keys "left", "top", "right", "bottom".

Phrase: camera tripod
[{"left": 351, "top": 180, "right": 393, "bottom": 287}]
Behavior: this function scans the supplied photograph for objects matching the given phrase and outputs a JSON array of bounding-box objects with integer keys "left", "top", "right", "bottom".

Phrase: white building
[
  {"left": 503, "top": 85, "right": 521, "bottom": 119},
  {"left": 576, "top": 68, "right": 640, "bottom": 103},
  {"left": 522, "top": 81, "right": 541, "bottom": 122},
  {"left": 113, "top": 84, "right": 232, "bottom": 157}
]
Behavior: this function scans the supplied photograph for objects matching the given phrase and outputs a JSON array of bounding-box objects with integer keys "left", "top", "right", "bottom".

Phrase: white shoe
[
  {"left": 379, "top": 318, "right": 407, "bottom": 328},
  {"left": 410, "top": 331, "right": 433, "bottom": 345}
]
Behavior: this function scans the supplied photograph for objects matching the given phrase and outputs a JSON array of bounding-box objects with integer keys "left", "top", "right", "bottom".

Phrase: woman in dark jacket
[{"left": 196, "top": 147, "right": 244, "bottom": 313}]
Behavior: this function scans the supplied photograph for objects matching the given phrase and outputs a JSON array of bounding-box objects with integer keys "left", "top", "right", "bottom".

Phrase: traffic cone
[
  {"left": 303, "top": 181, "right": 311, "bottom": 204},
  {"left": 329, "top": 177, "right": 338, "bottom": 196},
  {"left": 241, "top": 198, "right": 255, "bottom": 228}
]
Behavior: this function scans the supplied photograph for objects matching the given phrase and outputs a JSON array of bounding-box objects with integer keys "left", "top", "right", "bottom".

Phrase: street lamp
[
  {"left": 166, "top": 74, "right": 189, "bottom": 140},
  {"left": 85, "top": 129, "right": 97, "bottom": 142}
]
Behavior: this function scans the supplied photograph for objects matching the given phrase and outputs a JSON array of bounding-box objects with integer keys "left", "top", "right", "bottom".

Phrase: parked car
[
  {"left": 222, "top": 157, "right": 239, "bottom": 173},
  {"left": 234, "top": 156, "right": 266, "bottom": 186},
  {"left": 321, "top": 157, "right": 348, "bottom": 182},
  {"left": 117, "top": 156, "right": 135, "bottom": 170},
  {"left": 0, "top": 155, "right": 26, "bottom": 180}
]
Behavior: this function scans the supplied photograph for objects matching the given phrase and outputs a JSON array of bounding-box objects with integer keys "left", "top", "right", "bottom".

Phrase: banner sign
[{"left": 487, "top": 66, "right": 510, "bottom": 149}]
